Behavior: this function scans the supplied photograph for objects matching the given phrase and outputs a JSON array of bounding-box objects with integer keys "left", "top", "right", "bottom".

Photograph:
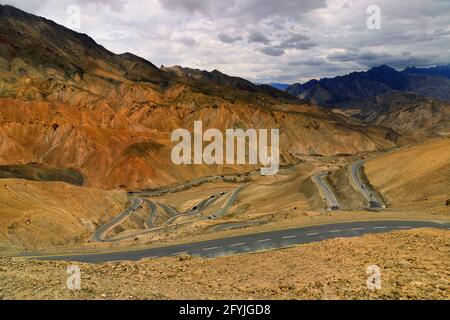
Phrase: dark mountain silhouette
[
  {"left": 403, "top": 64, "right": 450, "bottom": 80},
  {"left": 287, "top": 64, "right": 450, "bottom": 108},
  {"left": 286, "top": 64, "right": 450, "bottom": 137},
  {"left": 269, "top": 83, "right": 290, "bottom": 91}
]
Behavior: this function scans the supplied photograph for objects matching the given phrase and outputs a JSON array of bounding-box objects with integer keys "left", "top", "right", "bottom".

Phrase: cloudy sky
[{"left": 4, "top": 0, "right": 450, "bottom": 83}]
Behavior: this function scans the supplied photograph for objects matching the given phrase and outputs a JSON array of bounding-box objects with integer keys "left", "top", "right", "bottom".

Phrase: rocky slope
[
  {"left": 0, "top": 163, "right": 84, "bottom": 186},
  {"left": 365, "top": 138, "right": 450, "bottom": 214},
  {"left": 352, "top": 92, "right": 450, "bottom": 138},
  {"left": 0, "top": 178, "right": 126, "bottom": 250},
  {"left": 0, "top": 5, "right": 400, "bottom": 190}
]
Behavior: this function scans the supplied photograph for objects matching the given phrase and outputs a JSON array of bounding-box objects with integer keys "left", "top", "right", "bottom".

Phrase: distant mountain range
[
  {"left": 283, "top": 64, "right": 450, "bottom": 138},
  {"left": 268, "top": 83, "right": 290, "bottom": 91},
  {"left": 286, "top": 64, "right": 450, "bottom": 107},
  {"left": 403, "top": 65, "right": 450, "bottom": 79}
]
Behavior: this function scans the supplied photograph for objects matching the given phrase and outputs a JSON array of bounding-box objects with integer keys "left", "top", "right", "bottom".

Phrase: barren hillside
[
  {"left": 365, "top": 138, "right": 450, "bottom": 213},
  {"left": 0, "top": 179, "right": 126, "bottom": 250}
]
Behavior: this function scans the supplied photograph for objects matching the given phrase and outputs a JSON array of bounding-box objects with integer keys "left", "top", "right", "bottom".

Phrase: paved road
[
  {"left": 312, "top": 171, "right": 340, "bottom": 210},
  {"left": 350, "top": 160, "right": 386, "bottom": 209},
  {"left": 129, "top": 164, "right": 298, "bottom": 197},
  {"left": 144, "top": 200, "right": 157, "bottom": 229},
  {"left": 92, "top": 198, "right": 143, "bottom": 242},
  {"left": 164, "top": 193, "right": 226, "bottom": 225},
  {"left": 186, "top": 193, "right": 225, "bottom": 217},
  {"left": 158, "top": 203, "right": 179, "bottom": 218},
  {"left": 91, "top": 186, "right": 246, "bottom": 243},
  {"left": 130, "top": 172, "right": 253, "bottom": 197},
  {"left": 36, "top": 220, "right": 449, "bottom": 263},
  {"left": 208, "top": 184, "right": 247, "bottom": 219}
]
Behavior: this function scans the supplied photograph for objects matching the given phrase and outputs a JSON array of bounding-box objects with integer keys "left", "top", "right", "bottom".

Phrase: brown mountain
[
  {"left": 0, "top": 5, "right": 401, "bottom": 190},
  {"left": 358, "top": 92, "right": 450, "bottom": 138}
]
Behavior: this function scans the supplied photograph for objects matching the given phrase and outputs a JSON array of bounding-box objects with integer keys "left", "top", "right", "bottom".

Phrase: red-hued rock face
[{"left": 0, "top": 97, "right": 400, "bottom": 190}]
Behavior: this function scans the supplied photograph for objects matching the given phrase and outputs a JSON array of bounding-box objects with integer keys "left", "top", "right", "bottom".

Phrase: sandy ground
[
  {"left": 1, "top": 228, "right": 448, "bottom": 300},
  {"left": 365, "top": 138, "right": 450, "bottom": 214},
  {"left": 0, "top": 179, "right": 127, "bottom": 251}
]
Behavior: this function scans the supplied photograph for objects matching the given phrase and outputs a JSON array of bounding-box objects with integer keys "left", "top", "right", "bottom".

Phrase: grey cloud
[
  {"left": 159, "top": 0, "right": 328, "bottom": 22},
  {"left": 373, "top": 55, "right": 440, "bottom": 69},
  {"left": 76, "top": 0, "right": 125, "bottom": 10},
  {"left": 158, "top": 0, "right": 215, "bottom": 14},
  {"left": 4, "top": 0, "right": 450, "bottom": 83},
  {"left": 248, "top": 30, "right": 270, "bottom": 44},
  {"left": 236, "top": 0, "right": 328, "bottom": 22},
  {"left": 2, "top": 0, "right": 43, "bottom": 12},
  {"left": 327, "top": 50, "right": 371, "bottom": 62},
  {"left": 179, "top": 37, "right": 197, "bottom": 47},
  {"left": 289, "top": 57, "right": 327, "bottom": 66},
  {"left": 218, "top": 33, "right": 242, "bottom": 43},
  {"left": 327, "top": 49, "right": 441, "bottom": 69},
  {"left": 259, "top": 47, "right": 285, "bottom": 57},
  {"left": 259, "top": 33, "right": 317, "bottom": 56},
  {"left": 277, "top": 33, "right": 317, "bottom": 50}
]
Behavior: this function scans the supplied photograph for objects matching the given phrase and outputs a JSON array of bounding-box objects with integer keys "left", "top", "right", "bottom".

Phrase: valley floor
[
  {"left": 1, "top": 138, "right": 449, "bottom": 255},
  {"left": 0, "top": 139, "right": 449, "bottom": 300}
]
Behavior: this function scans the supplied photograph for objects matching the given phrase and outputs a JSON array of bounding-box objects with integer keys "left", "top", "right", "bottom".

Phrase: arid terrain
[
  {"left": 1, "top": 228, "right": 448, "bottom": 300},
  {"left": 366, "top": 138, "right": 450, "bottom": 214},
  {"left": 0, "top": 5, "right": 407, "bottom": 251},
  {"left": 0, "top": 178, "right": 126, "bottom": 250},
  {"left": 0, "top": 5, "right": 449, "bottom": 301}
]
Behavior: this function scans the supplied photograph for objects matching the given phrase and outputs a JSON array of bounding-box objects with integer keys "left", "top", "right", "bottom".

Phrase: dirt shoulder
[{"left": 1, "top": 228, "right": 448, "bottom": 300}]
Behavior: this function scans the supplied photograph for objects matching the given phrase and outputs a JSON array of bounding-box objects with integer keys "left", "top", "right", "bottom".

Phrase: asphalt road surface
[
  {"left": 209, "top": 184, "right": 247, "bottom": 219},
  {"left": 144, "top": 200, "right": 157, "bottom": 229},
  {"left": 186, "top": 193, "right": 224, "bottom": 217},
  {"left": 92, "top": 198, "right": 143, "bottom": 242},
  {"left": 35, "top": 220, "right": 450, "bottom": 263},
  {"left": 313, "top": 171, "right": 340, "bottom": 210},
  {"left": 158, "top": 203, "right": 179, "bottom": 218},
  {"left": 350, "top": 160, "right": 386, "bottom": 208},
  {"left": 91, "top": 186, "right": 246, "bottom": 243},
  {"left": 130, "top": 171, "right": 253, "bottom": 197}
]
